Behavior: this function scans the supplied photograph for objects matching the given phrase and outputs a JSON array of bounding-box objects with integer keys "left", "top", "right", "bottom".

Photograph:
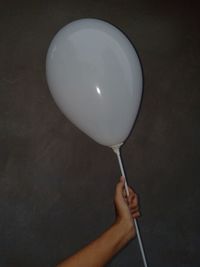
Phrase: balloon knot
[{"left": 111, "top": 143, "right": 123, "bottom": 154}]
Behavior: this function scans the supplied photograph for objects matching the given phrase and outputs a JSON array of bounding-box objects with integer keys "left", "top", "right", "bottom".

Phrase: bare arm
[{"left": 57, "top": 176, "right": 140, "bottom": 267}]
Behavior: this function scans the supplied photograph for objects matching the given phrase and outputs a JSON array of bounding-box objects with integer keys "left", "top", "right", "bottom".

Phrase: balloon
[
  {"left": 46, "top": 18, "right": 143, "bottom": 147},
  {"left": 46, "top": 21, "right": 148, "bottom": 266}
]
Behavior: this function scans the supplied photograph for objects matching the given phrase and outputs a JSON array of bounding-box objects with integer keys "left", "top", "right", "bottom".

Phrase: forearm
[{"left": 57, "top": 220, "right": 133, "bottom": 267}]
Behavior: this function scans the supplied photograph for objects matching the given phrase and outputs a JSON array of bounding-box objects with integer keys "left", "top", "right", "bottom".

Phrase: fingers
[
  {"left": 126, "top": 185, "right": 140, "bottom": 219},
  {"left": 131, "top": 211, "right": 140, "bottom": 219},
  {"left": 115, "top": 176, "right": 140, "bottom": 220}
]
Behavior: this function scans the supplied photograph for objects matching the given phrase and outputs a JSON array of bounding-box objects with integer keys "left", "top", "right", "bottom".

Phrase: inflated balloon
[
  {"left": 46, "top": 18, "right": 143, "bottom": 147},
  {"left": 46, "top": 19, "right": 148, "bottom": 267}
]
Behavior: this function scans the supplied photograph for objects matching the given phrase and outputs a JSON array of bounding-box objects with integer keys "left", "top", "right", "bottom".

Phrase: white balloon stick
[{"left": 112, "top": 145, "right": 148, "bottom": 267}]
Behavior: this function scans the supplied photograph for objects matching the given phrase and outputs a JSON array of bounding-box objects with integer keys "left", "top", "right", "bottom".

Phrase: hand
[
  {"left": 114, "top": 176, "right": 140, "bottom": 240},
  {"left": 56, "top": 176, "right": 140, "bottom": 267}
]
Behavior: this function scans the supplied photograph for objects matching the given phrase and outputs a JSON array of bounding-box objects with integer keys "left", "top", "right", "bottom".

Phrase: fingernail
[{"left": 120, "top": 176, "right": 125, "bottom": 182}]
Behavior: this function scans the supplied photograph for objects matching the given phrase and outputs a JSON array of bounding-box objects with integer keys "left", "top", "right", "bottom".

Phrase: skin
[{"left": 57, "top": 176, "right": 140, "bottom": 267}]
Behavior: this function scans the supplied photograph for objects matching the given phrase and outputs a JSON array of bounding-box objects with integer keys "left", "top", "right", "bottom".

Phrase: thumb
[{"left": 115, "top": 176, "right": 126, "bottom": 205}]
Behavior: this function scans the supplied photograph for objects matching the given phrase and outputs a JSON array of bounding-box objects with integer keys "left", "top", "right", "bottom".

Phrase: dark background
[{"left": 0, "top": 1, "right": 199, "bottom": 266}]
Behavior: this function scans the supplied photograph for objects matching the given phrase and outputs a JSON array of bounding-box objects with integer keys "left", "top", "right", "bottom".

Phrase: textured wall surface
[{"left": 0, "top": 1, "right": 199, "bottom": 266}]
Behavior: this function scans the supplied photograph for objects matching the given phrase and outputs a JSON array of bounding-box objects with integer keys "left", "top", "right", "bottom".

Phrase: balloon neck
[{"left": 111, "top": 143, "right": 123, "bottom": 155}]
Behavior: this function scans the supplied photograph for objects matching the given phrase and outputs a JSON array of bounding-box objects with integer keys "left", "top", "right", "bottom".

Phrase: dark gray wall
[{"left": 0, "top": 1, "right": 199, "bottom": 266}]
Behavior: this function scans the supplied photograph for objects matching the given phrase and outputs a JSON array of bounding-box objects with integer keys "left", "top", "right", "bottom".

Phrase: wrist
[{"left": 114, "top": 218, "right": 135, "bottom": 245}]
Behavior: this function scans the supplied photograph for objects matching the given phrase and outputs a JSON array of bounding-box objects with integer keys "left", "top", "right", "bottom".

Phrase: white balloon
[{"left": 46, "top": 19, "right": 143, "bottom": 147}]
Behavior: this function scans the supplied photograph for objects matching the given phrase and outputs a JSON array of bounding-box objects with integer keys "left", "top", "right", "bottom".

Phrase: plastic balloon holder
[{"left": 46, "top": 18, "right": 148, "bottom": 267}]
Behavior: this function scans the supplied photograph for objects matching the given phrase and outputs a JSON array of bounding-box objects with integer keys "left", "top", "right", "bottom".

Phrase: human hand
[{"left": 114, "top": 176, "right": 140, "bottom": 240}]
